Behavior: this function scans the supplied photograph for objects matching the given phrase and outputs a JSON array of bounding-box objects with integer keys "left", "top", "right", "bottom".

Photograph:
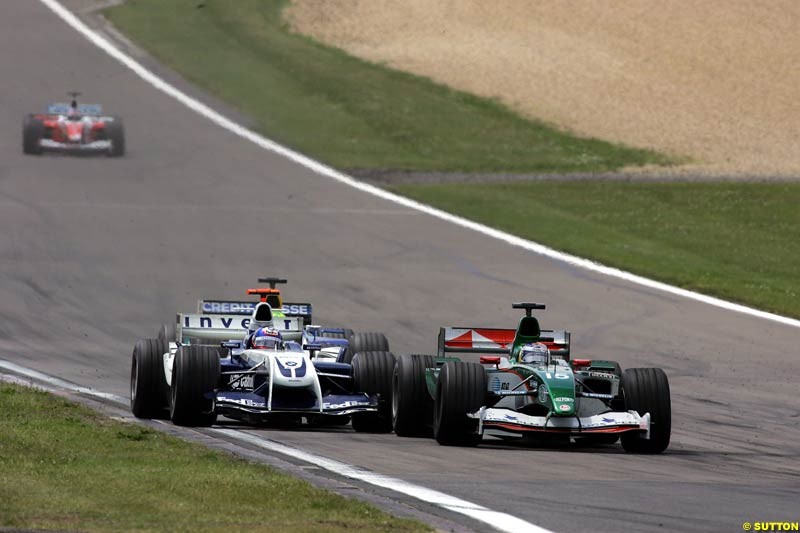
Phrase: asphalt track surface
[{"left": 2, "top": 1, "right": 799, "bottom": 532}]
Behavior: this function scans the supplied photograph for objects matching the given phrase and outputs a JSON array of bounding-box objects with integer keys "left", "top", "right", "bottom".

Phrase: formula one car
[
  {"left": 22, "top": 92, "right": 124, "bottom": 156},
  {"left": 391, "top": 303, "right": 671, "bottom": 453},
  {"left": 131, "top": 280, "right": 394, "bottom": 430}
]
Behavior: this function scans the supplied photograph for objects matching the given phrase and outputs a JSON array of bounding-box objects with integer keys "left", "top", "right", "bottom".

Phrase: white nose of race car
[{"left": 272, "top": 355, "right": 315, "bottom": 387}]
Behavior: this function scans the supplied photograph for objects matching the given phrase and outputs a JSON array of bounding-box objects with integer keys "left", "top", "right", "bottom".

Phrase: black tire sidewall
[
  {"left": 170, "top": 345, "right": 220, "bottom": 426},
  {"left": 392, "top": 354, "right": 434, "bottom": 436},
  {"left": 620, "top": 367, "right": 671, "bottom": 453}
]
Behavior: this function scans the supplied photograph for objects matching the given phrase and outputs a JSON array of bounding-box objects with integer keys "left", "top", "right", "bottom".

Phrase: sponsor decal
[
  {"left": 323, "top": 400, "right": 370, "bottom": 409},
  {"left": 501, "top": 382, "right": 510, "bottom": 390},
  {"left": 538, "top": 388, "right": 549, "bottom": 402},
  {"left": 282, "top": 304, "right": 312, "bottom": 316},
  {"left": 554, "top": 373, "right": 571, "bottom": 380},
  {"left": 559, "top": 404, "right": 571, "bottom": 412},
  {"left": 223, "top": 397, "right": 262, "bottom": 407},
  {"left": 183, "top": 315, "right": 300, "bottom": 331},
  {"left": 588, "top": 371, "right": 616, "bottom": 378},
  {"left": 554, "top": 397, "right": 574, "bottom": 402},
  {"left": 283, "top": 361, "right": 298, "bottom": 367},
  {"left": 229, "top": 375, "right": 254, "bottom": 389},
  {"left": 202, "top": 301, "right": 255, "bottom": 315},
  {"left": 200, "top": 301, "right": 312, "bottom": 317}
]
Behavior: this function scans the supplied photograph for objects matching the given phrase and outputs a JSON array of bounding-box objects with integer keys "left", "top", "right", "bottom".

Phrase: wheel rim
[
  {"left": 391, "top": 370, "right": 400, "bottom": 423},
  {"left": 130, "top": 356, "right": 138, "bottom": 403},
  {"left": 170, "top": 368, "right": 177, "bottom": 415}
]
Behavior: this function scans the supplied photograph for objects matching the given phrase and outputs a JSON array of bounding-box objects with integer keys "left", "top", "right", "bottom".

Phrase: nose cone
[{"left": 66, "top": 123, "right": 83, "bottom": 142}]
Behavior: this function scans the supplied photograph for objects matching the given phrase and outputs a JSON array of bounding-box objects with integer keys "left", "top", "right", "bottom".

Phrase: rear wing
[
  {"left": 177, "top": 313, "right": 302, "bottom": 343},
  {"left": 197, "top": 299, "right": 312, "bottom": 323},
  {"left": 437, "top": 327, "right": 570, "bottom": 358},
  {"left": 47, "top": 102, "right": 103, "bottom": 115}
]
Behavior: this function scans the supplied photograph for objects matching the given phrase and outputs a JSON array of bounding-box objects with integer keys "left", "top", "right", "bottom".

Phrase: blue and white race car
[{"left": 131, "top": 282, "right": 394, "bottom": 431}]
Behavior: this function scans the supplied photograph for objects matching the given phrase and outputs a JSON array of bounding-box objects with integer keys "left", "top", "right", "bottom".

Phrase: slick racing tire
[
  {"left": 340, "top": 332, "right": 389, "bottom": 364},
  {"left": 620, "top": 368, "right": 671, "bottom": 454},
  {"left": 351, "top": 351, "right": 396, "bottom": 433},
  {"left": 170, "top": 345, "right": 220, "bottom": 427},
  {"left": 434, "top": 361, "right": 487, "bottom": 446},
  {"left": 392, "top": 354, "right": 435, "bottom": 437},
  {"left": 130, "top": 338, "right": 169, "bottom": 418},
  {"left": 22, "top": 114, "right": 44, "bottom": 155},
  {"left": 106, "top": 116, "right": 125, "bottom": 157}
]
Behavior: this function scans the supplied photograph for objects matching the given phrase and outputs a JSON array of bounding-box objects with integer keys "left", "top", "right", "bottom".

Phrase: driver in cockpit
[
  {"left": 243, "top": 302, "right": 279, "bottom": 349},
  {"left": 246, "top": 326, "right": 284, "bottom": 350}
]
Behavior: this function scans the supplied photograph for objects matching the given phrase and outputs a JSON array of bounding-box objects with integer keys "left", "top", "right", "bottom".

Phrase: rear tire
[
  {"left": 351, "top": 351, "right": 395, "bottom": 433},
  {"left": 621, "top": 368, "right": 671, "bottom": 454},
  {"left": 106, "top": 116, "right": 125, "bottom": 157},
  {"left": 392, "top": 354, "right": 435, "bottom": 437},
  {"left": 341, "top": 332, "right": 389, "bottom": 364},
  {"left": 130, "top": 338, "right": 169, "bottom": 418},
  {"left": 434, "top": 361, "right": 487, "bottom": 446},
  {"left": 170, "top": 345, "right": 220, "bottom": 426},
  {"left": 22, "top": 115, "right": 44, "bottom": 155}
]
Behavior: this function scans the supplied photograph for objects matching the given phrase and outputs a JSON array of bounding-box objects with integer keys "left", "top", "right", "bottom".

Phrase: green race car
[{"left": 391, "top": 303, "right": 671, "bottom": 453}]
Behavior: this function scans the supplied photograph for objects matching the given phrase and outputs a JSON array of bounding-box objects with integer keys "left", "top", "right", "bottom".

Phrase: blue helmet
[{"left": 252, "top": 327, "right": 283, "bottom": 350}]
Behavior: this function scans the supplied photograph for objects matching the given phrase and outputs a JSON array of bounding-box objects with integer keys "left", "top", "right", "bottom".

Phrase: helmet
[
  {"left": 520, "top": 342, "right": 550, "bottom": 365},
  {"left": 252, "top": 327, "right": 283, "bottom": 350}
]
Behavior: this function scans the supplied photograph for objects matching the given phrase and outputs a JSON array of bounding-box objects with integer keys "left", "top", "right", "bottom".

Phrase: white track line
[
  {"left": 38, "top": 0, "right": 800, "bottom": 330},
  {"left": 0, "top": 360, "right": 551, "bottom": 533},
  {"left": 213, "top": 428, "right": 551, "bottom": 533},
  {"left": 0, "top": 360, "right": 126, "bottom": 402}
]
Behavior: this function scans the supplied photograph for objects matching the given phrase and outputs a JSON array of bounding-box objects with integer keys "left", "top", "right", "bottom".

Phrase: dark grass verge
[
  {"left": 0, "top": 383, "right": 428, "bottom": 532},
  {"left": 390, "top": 181, "right": 800, "bottom": 318},
  {"left": 105, "top": 0, "right": 674, "bottom": 173}
]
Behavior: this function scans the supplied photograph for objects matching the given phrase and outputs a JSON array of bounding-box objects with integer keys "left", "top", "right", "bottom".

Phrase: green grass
[
  {"left": 105, "top": 0, "right": 672, "bottom": 173},
  {"left": 0, "top": 384, "right": 428, "bottom": 532},
  {"left": 391, "top": 181, "right": 800, "bottom": 318}
]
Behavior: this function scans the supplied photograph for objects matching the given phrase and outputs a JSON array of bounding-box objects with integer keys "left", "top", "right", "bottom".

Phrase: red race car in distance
[{"left": 23, "top": 93, "right": 125, "bottom": 157}]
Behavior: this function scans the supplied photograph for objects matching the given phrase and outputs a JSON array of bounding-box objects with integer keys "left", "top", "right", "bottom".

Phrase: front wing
[
  {"left": 474, "top": 407, "right": 650, "bottom": 437},
  {"left": 39, "top": 139, "right": 112, "bottom": 152},
  {"left": 214, "top": 391, "right": 378, "bottom": 417}
]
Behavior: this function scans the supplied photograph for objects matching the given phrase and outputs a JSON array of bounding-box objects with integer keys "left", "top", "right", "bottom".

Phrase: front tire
[
  {"left": 621, "top": 368, "right": 671, "bottom": 454},
  {"left": 22, "top": 114, "right": 44, "bottom": 155},
  {"left": 106, "top": 116, "right": 125, "bottom": 157},
  {"left": 392, "top": 354, "right": 435, "bottom": 437},
  {"left": 434, "top": 361, "right": 487, "bottom": 446},
  {"left": 351, "top": 351, "right": 395, "bottom": 433},
  {"left": 170, "top": 345, "right": 220, "bottom": 426},
  {"left": 130, "top": 338, "right": 169, "bottom": 418}
]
